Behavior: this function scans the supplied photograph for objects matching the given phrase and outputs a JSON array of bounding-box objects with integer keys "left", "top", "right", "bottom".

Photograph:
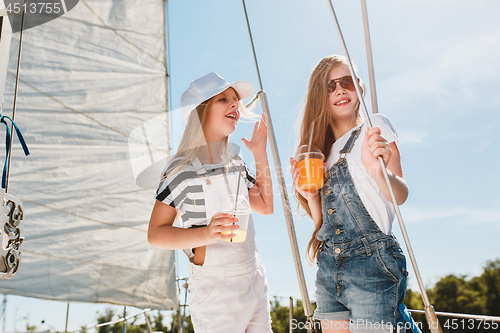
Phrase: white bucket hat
[{"left": 179, "top": 72, "right": 254, "bottom": 123}]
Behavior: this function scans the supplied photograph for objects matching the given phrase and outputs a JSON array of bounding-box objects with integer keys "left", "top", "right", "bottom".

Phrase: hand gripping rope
[{"left": 326, "top": 1, "right": 442, "bottom": 332}]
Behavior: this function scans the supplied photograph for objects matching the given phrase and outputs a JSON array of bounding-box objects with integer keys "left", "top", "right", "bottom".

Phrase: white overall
[{"left": 187, "top": 158, "right": 272, "bottom": 333}]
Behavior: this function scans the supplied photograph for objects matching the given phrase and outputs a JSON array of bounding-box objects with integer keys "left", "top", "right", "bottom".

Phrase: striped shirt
[{"left": 155, "top": 156, "right": 256, "bottom": 228}]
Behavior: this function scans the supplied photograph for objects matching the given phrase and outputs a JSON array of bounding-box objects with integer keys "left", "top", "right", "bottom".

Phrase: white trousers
[{"left": 188, "top": 256, "right": 272, "bottom": 333}]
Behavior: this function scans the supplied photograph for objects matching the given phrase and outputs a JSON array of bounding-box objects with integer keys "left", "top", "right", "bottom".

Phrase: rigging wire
[
  {"left": 360, "top": 0, "right": 378, "bottom": 114},
  {"left": 240, "top": 1, "right": 316, "bottom": 331},
  {"left": 165, "top": 0, "right": 174, "bottom": 157},
  {"left": 164, "top": 3, "right": 183, "bottom": 330},
  {"left": 5, "top": 0, "right": 27, "bottom": 193},
  {"left": 326, "top": 1, "right": 442, "bottom": 332},
  {"left": 241, "top": 1, "right": 263, "bottom": 91}
]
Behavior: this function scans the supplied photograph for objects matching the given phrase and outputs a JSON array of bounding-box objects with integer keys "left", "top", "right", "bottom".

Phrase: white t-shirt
[{"left": 325, "top": 114, "right": 399, "bottom": 235}]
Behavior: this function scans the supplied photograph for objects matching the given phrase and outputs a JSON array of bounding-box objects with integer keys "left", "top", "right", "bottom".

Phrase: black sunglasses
[{"left": 327, "top": 75, "right": 359, "bottom": 95}]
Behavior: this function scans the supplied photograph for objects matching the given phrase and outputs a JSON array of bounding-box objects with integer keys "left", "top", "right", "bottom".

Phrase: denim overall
[{"left": 313, "top": 127, "right": 410, "bottom": 333}]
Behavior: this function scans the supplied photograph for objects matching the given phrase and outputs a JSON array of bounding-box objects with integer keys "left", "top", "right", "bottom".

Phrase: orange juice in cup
[{"left": 294, "top": 145, "right": 325, "bottom": 191}]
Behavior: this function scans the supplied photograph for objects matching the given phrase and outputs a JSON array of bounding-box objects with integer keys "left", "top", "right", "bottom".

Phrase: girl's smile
[
  {"left": 225, "top": 109, "right": 239, "bottom": 122},
  {"left": 327, "top": 64, "right": 359, "bottom": 134},
  {"left": 333, "top": 97, "right": 351, "bottom": 106}
]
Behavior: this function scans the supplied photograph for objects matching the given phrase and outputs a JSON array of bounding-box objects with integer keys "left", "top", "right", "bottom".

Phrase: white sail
[
  {"left": 0, "top": 0, "right": 175, "bottom": 310},
  {"left": 0, "top": 10, "right": 12, "bottom": 107}
]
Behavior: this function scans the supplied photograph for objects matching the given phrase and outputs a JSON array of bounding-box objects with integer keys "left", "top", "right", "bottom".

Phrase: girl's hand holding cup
[
  {"left": 204, "top": 212, "right": 239, "bottom": 244},
  {"left": 290, "top": 156, "right": 324, "bottom": 203}
]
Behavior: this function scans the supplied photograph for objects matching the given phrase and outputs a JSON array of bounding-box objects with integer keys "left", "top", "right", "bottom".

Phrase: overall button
[
  {"left": 325, "top": 189, "right": 331, "bottom": 196},
  {"left": 327, "top": 208, "right": 335, "bottom": 215},
  {"left": 334, "top": 248, "right": 342, "bottom": 254},
  {"left": 335, "top": 229, "right": 342, "bottom": 235}
]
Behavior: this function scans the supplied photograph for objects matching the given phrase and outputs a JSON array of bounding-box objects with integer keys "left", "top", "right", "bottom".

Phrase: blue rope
[
  {"left": 399, "top": 303, "right": 423, "bottom": 333},
  {"left": 0, "top": 111, "right": 30, "bottom": 189}
]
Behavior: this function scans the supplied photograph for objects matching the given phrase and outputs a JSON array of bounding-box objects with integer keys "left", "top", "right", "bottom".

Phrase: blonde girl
[{"left": 149, "top": 72, "right": 273, "bottom": 333}]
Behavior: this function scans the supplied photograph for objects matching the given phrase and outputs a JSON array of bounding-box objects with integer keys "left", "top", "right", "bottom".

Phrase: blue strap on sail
[
  {"left": 399, "top": 303, "right": 422, "bottom": 333},
  {"left": 0, "top": 111, "right": 30, "bottom": 189}
]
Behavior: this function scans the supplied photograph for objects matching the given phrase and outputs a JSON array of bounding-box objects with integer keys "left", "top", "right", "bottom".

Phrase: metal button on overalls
[
  {"left": 327, "top": 208, "right": 335, "bottom": 215},
  {"left": 335, "top": 229, "right": 342, "bottom": 235},
  {"left": 334, "top": 248, "right": 342, "bottom": 254}
]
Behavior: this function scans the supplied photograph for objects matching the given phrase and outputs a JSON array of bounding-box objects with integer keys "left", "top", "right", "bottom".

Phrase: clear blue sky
[{"left": 3, "top": 0, "right": 500, "bottom": 331}]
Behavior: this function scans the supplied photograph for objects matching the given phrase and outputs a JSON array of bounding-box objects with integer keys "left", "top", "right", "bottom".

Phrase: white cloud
[
  {"left": 379, "top": 26, "right": 500, "bottom": 119},
  {"left": 402, "top": 205, "right": 500, "bottom": 225},
  {"left": 436, "top": 29, "right": 500, "bottom": 79},
  {"left": 397, "top": 128, "right": 430, "bottom": 145}
]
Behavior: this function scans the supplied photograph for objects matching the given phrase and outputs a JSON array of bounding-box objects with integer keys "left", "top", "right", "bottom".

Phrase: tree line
[{"left": 37, "top": 259, "right": 498, "bottom": 333}]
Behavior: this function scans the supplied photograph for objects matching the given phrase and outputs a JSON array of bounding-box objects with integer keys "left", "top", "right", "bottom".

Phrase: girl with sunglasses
[
  {"left": 149, "top": 72, "right": 273, "bottom": 333},
  {"left": 290, "top": 55, "right": 410, "bottom": 332}
]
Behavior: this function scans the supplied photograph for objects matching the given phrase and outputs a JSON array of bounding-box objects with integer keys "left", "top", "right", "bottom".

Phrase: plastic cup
[
  {"left": 219, "top": 195, "right": 252, "bottom": 243},
  {"left": 294, "top": 145, "right": 325, "bottom": 191}
]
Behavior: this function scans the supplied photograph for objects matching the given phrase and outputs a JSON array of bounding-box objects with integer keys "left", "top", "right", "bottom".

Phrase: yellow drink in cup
[
  {"left": 294, "top": 145, "right": 325, "bottom": 191},
  {"left": 219, "top": 195, "right": 251, "bottom": 243},
  {"left": 222, "top": 216, "right": 249, "bottom": 242}
]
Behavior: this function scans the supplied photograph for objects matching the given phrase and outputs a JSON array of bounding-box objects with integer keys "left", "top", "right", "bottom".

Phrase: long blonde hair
[
  {"left": 296, "top": 55, "right": 365, "bottom": 262},
  {"left": 164, "top": 89, "right": 248, "bottom": 178}
]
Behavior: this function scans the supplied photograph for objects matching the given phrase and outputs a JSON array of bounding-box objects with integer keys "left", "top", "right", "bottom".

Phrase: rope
[
  {"left": 325, "top": 1, "right": 442, "bottom": 332},
  {"left": 3, "top": 1, "right": 29, "bottom": 192},
  {"left": 240, "top": 2, "right": 316, "bottom": 331},
  {"left": 68, "top": 308, "right": 153, "bottom": 333},
  {"left": 274, "top": 294, "right": 500, "bottom": 323},
  {"left": 409, "top": 309, "right": 500, "bottom": 323},
  {"left": 360, "top": 0, "right": 379, "bottom": 114},
  {"left": 5, "top": 0, "right": 27, "bottom": 193},
  {"left": 0, "top": 113, "right": 29, "bottom": 189},
  {"left": 241, "top": 0, "right": 263, "bottom": 91}
]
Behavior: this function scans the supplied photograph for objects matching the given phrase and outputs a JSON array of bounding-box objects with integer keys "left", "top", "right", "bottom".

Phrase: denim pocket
[
  {"left": 391, "top": 247, "right": 408, "bottom": 278},
  {"left": 374, "top": 246, "right": 401, "bottom": 283}
]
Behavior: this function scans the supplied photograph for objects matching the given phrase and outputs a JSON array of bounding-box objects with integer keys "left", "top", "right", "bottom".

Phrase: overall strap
[
  {"left": 338, "top": 126, "right": 362, "bottom": 164},
  {"left": 192, "top": 157, "right": 235, "bottom": 195},
  {"left": 192, "top": 157, "right": 210, "bottom": 185}
]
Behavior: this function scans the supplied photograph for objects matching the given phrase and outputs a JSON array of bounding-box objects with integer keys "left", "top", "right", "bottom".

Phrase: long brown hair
[{"left": 295, "top": 55, "right": 365, "bottom": 262}]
